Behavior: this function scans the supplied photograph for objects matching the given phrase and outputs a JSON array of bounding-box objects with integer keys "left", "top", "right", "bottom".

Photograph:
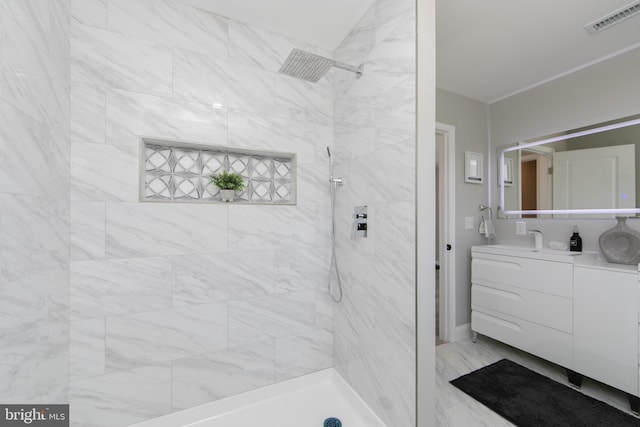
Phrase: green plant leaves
[{"left": 209, "top": 171, "right": 245, "bottom": 191}]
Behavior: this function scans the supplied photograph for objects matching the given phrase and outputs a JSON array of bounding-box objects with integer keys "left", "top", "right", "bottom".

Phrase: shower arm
[{"left": 334, "top": 61, "right": 364, "bottom": 78}]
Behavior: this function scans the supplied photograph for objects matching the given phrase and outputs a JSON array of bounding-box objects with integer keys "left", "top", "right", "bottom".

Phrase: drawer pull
[
  {"left": 475, "top": 284, "right": 522, "bottom": 301},
  {"left": 474, "top": 258, "right": 523, "bottom": 271},
  {"left": 475, "top": 311, "right": 523, "bottom": 332}
]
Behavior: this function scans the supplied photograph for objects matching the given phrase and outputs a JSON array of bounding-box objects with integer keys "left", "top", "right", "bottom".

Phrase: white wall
[
  {"left": 0, "top": 0, "right": 71, "bottom": 403},
  {"left": 0, "top": 1, "right": 423, "bottom": 425},
  {"left": 68, "top": 1, "right": 334, "bottom": 425},
  {"left": 417, "top": 0, "right": 437, "bottom": 425},
  {"left": 490, "top": 47, "right": 640, "bottom": 251},
  {"left": 436, "top": 47, "right": 640, "bottom": 331},
  {"left": 331, "top": 0, "right": 417, "bottom": 425},
  {"left": 436, "top": 88, "right": 489, "bottom": 326}
]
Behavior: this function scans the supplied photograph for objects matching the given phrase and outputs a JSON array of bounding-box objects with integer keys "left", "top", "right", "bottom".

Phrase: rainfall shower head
[{"left": 279, "top": 48, "right": 363, "bottom": 83}]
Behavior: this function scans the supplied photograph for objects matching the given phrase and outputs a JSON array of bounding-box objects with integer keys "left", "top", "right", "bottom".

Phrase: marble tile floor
[{"left": 436, "top": 335, "right": 640, "bottom": 426}]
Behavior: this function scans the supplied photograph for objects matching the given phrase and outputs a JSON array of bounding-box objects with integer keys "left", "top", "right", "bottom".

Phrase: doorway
[
  {"left": 522, "top": 158, "right": 537, "bottom": 217},
  {"left": 436, "top": 122, "right": 456, "bottom": 344}
]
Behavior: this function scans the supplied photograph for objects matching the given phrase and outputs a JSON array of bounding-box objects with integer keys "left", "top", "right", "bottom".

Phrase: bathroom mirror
[{"left": 499, "top": 114, "right": 640, "bottom": 218}]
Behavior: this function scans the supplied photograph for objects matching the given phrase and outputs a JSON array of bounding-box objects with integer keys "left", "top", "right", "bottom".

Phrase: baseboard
[{"left": 455, "top": 323, "right": 472, "bottom": 341}]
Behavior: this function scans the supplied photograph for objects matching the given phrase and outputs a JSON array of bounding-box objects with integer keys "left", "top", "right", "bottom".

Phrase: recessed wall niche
[{"left": 140, "top": 137, "right": 297, "bottom": 204}]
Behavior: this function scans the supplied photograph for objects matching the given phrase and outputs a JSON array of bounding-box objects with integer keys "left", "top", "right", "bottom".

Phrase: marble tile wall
[
  {"left": 0, "top": 0, "right": 417, "bottom": 425},
  {"left": 68, "top": 1, "right": 333, "bottom": 425},
  {"left": 331, "top": 0, "right": 417, "bottom": 426},
  {"left": 0, "top": 0, "right": 71, "bottom": 404}
]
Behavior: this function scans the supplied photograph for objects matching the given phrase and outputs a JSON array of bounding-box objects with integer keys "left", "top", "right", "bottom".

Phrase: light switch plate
[
  {"left": 516, "top": 221, "right": 527, "bottom": 235},
  {"left": 464, "top": 217, "right": 474, "bottom": 230}
]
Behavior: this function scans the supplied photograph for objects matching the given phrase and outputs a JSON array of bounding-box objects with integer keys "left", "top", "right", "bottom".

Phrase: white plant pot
[{"left": 219, "top": 189, "right": 236, "bottom": 202}]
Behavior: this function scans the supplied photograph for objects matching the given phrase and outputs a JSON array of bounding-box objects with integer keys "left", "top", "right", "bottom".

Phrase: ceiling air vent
[{"left": 584, "top": 0, "right": 640, "bottom": 34}]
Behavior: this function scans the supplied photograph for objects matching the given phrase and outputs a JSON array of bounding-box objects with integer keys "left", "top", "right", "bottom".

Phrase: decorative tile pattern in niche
[{"left": 141, "top": 137, "right": 296, "bottom": 204}]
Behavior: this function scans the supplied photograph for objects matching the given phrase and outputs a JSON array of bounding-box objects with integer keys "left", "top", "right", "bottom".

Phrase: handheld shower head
[
  {"left": 326, "top": 146, "right": 341, "bottom": 187},
  {"left": 325, "top": 146, "right": 343, "bottom": 303}
]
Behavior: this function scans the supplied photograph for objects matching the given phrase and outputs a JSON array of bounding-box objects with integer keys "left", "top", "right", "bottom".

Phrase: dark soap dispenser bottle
[{"left": 570, "top": 225, "right": 582, "bottom": 252}]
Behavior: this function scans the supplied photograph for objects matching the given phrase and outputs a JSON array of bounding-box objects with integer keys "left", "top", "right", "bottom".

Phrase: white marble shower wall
[
  {"left": 331, "top": 0, "right": 417, "bottom": 426},
  {"left": 0, "top": 0, "right": 71, "bottom": 404},
  {"left": 68, "top": 1, "right": 333, "bottom": 425}
]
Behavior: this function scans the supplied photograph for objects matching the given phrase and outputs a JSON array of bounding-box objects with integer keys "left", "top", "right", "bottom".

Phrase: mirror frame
[{"left": 499, "top": 116, "right": 640, "bottom": 217}]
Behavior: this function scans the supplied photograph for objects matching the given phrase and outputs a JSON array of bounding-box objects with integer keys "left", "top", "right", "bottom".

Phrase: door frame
[
  {"left": 522, "top": 144, "right": 554, "bottom": 212},
  {"left": 436, "top": 122, "right": 456, "bottom": 343}
]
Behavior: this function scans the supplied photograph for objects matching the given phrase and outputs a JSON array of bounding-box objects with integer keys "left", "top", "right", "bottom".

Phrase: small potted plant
[{"left": 209, "top": 170, "right": 245, "bottom": 202}]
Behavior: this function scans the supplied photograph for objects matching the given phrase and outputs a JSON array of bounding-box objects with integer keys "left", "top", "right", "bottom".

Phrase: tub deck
[{"left": 131, "top": 368, "right": 387, "bottom": 427}]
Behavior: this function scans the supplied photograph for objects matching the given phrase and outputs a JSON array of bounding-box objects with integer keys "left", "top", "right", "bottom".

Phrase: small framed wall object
[
  {"left": 465, "top": 151, "right": 484, "bottom": 184},
  {"left": 502, "top": 157, "right": 514, "bottom": 187}
]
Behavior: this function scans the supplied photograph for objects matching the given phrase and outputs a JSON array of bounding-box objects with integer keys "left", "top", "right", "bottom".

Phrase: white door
[
  {"left": 553, "top": 144, "right": 635, "bottom": 215},
  {"left": 436, "top": 123, "right": 456, "bottom": 343}
]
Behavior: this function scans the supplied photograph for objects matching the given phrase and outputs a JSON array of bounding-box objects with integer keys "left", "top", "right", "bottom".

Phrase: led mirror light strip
[
  {"left": 502, "top": 118, "right": 640, "bottom": 153},
  {"left": 500, "top": 117, "right": 640, "bottom": 216}
]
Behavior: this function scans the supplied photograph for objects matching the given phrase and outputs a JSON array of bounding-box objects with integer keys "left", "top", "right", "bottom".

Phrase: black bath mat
[{"left": 450, "top": 359, "right": 640, "bottom": 427}]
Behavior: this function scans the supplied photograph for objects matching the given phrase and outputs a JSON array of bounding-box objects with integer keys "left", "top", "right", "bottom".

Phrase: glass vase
[{"left": 598, "top": 216, "right": 640, "bottom": 265}]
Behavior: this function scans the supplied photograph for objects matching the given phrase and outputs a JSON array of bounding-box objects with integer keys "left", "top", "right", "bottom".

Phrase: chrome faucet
[{"left": 528, "top": 229, "right": 543, "bottom": 249}]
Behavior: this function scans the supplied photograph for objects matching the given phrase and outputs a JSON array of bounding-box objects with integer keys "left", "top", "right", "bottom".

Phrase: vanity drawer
[
  {"left": 472, "top": 308, "right": 572, "bottom": 368},
  {"left": 472, "top": 254, "right": 573, "bottom": 298},
  {"left": 472, "top": 283, "right": 572, "bottom": 333}
]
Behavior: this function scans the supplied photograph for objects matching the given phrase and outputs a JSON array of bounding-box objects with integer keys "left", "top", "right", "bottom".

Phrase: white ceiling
[
  {"left": 177, "top": 0, "right": 375, "bottom": 52},
  {"left": 180, "top": 0, "right": 640, "bottom": 104},
  {"left": 437, "top": 0, "right": 640, "bottom": 103}
]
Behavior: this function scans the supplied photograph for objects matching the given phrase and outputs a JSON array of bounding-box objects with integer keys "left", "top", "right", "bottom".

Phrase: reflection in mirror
[{"left": 500, "top": 114, "right": 640, "bottom": 219}]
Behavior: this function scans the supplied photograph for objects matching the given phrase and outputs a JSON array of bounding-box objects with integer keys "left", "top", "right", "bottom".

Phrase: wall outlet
[
  {"left": 516, "top": 221, "right": 527, "bottom": 235},
  {"left": 464, "top": 217, "right": 474, "bottom": 230}
]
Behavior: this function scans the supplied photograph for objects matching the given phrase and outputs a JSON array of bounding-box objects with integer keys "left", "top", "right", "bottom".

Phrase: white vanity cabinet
[
  {"left": 573, "top": 263, "right": 639, "bottom": 396},
  {"left": 471, "top": 247, "right": 576, "bottom": 368},
  {"left": 471, "top": 245, "right": 640, "bottom": 411}
]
